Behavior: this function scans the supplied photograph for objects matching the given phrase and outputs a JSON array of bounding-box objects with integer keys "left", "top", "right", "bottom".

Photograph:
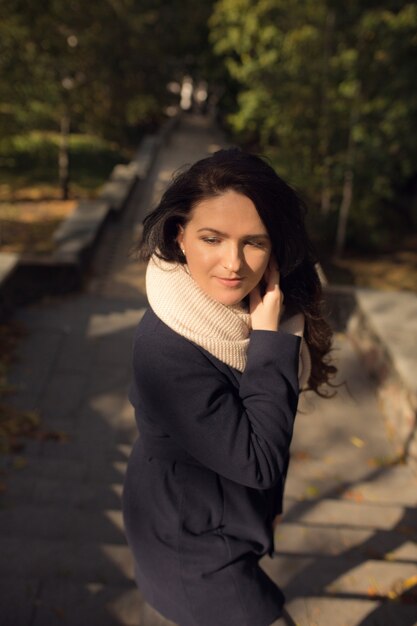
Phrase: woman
[{"left": 122, "top": 148, "right": 335, "bottom": 626}]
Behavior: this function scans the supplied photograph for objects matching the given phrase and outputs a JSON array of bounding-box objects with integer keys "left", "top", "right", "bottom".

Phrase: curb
[{"left": 0, "top": 112, "right": 181, "bottom": 320}]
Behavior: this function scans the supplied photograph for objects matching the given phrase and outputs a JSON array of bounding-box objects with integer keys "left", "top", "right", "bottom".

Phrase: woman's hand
[{"left": 249, "top": 257, "right": 284, "bottom": 331}]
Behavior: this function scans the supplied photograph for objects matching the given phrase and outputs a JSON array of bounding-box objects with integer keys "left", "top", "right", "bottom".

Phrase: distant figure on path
[{"left": 122, "top": 149, "right": 336, "bottom": 626}]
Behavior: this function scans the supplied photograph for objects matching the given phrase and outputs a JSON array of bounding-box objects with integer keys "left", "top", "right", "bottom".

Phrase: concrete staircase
[{"left": 1, "top": 115, "right": 416, "bottom": 626}]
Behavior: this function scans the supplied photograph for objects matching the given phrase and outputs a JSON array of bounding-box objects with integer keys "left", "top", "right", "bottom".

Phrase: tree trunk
[
  {"left": 320, "top": 166, "right": 332, "bottom": 215},
  {"left": 334, "top": 78, "right": 361, "bottom": 258},
  {"left": 59, "top": 111, "right": 70, "bottom": 200},
  {"left": 320, "top": 10, "right": 335, "bottom": 215},
  {"left": 334, "top": 165, "right": 354, "bottom": 257}
]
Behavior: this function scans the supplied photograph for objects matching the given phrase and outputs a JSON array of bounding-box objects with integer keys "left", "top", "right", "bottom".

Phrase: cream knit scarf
[{"left": 146, "top": 254, "right": 311, "bottom": 388}]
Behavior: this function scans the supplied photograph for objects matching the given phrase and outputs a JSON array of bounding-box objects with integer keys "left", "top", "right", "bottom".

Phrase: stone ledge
[
  {"left": 132, "top": 135, "right": 161, "bottom": 179},
  {"left": 0, "top": 252, "right": 19, "bottom": 284},
  {"left": 52, "top": 199, "right": 111, "bottom": 247},
  {"left": 353, "top": 289, "right": 417, "bottom": 398},
  {"left": 322, "top": 284, "right": 357, "bottom": 332},
  {"left": 325, "top": 285, "right": 417, "bottom": 470},
  {"left": 0, "top": 252, "right": 21, "bottom": 320},
  {"left": 110, "top": 162, "right": 139, "bottom": 183},
  {"left": 97, "top": 178, "right": 136, "bottom": 213}
]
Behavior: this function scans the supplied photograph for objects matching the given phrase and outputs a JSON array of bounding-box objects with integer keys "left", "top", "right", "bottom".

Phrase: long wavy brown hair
[{"left": 136, "top": 148, "right": 337, "bottom": 396}]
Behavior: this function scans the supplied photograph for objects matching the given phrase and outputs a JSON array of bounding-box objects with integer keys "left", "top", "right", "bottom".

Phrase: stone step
[
  {"left": 0, "top": 505, "right": 125, "bottom": 544},
  {"left": 264, "top": 552, "right": 417, "bottom": 600},
  {"left": 1, "top": 453, "right": 128, "bottom": 485},
  {"left": 2, "top": 473, "right": 124, "bottom": 510},
  {"left": 283, "top": 497, "right": 405, "bottom": 530},
  {"left": 300, "top": 596, "right": 417, "bottom": 626},
  {"left": 0, "top": 575, "right": 142, "bottom": 626},
  {"left": 274, "top": 521, "right": 417, "bottom": 561},
  {"left": 0, "top": 536, "right": 135, "bottom": 584}
]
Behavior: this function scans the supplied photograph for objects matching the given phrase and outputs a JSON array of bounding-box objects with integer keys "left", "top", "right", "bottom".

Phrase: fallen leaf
[
  {"left": 304, "top": 485, "right": 320, "bottom": 498},
  {"left": 292, "top": 450, "right": 312, "bottom": 461},
  {"left": 343, "top": 490, "right": 364, "bottom": 503},
  {"left": 36, "top": 431, "right": 70, "bottom": 443},
  {"left": 367, "top": 584, "right": 380, "bottom": 598},
  {"left": 350, "top": 436, "right": 366, "bottom": 448},
  {"left": 12, "top": 456, "right": 28, "bottom": 470},
  {"left": 367, "top": 576, "right": 383, "bottom": 598},
  {"left": 387, "top": 575, "right": 417, "bottom": 604},
  {"left": 398, "top": 575, "right": 417, "bottom": 592},
  {"left": 52, "top": 606, "right": 66, "bottom": 619}
]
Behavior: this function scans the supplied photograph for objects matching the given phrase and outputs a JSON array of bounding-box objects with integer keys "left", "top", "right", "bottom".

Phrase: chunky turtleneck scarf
[{"left": 146, "top": 254, "right": 311, "bottom": 389}]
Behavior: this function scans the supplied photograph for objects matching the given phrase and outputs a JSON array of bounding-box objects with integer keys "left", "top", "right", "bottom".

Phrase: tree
[
  {"left": 0, "top": 0, "right": 217, "bottom": 195},
  {"left": 209, "top": 0, "right": 417, "bottom": 254}
]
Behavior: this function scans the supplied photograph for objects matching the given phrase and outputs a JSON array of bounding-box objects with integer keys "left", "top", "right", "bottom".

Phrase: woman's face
[{"left": 176, "top": 190, "right": 272, "bottom": 306}]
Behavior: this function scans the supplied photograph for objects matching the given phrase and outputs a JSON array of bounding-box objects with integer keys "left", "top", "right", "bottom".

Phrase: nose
[{"left": 222, "top": 243, "right": 242, "bottom": 273}]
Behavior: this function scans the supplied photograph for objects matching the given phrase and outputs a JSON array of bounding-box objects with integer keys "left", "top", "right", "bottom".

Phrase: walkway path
[{"left": 1, "top": 115, "right": 416, "bottom": 626}]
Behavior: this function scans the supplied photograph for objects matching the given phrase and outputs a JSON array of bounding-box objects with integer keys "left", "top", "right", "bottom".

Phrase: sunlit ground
[{"left": 0, "top": 197, "right": 76, "bottom": 254}]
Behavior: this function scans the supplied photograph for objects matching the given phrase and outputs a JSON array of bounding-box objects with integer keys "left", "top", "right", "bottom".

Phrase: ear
[{"left": 176, "top": 224, "right": 185, "bottom": 247}]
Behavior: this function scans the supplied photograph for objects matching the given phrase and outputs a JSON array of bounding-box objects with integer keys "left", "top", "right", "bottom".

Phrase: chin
[{"left": 212, "top": 291, "right": 246, "bottom": 307}]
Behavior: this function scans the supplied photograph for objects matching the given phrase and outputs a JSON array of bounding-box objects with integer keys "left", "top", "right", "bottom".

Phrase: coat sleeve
[{"left": 132, "top": 326, "right": 301, "bottom": 490}]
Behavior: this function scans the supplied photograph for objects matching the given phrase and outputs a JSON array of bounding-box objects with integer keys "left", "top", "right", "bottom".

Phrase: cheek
[
  {"left": 248, "top": 251, "right": 270, "bottom": 276},
  {"left": 186, "top": 244, "right": 216, "bottom": 275}
]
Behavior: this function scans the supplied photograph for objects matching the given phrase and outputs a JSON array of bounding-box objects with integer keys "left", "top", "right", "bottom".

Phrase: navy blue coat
[{"left": 122, "top": 308, "right": 301, "bottom": 626}]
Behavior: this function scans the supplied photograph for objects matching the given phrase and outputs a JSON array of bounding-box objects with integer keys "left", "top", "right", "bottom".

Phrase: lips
[{"left": 216, "top": 277, "right": 243, "bottom": 287}]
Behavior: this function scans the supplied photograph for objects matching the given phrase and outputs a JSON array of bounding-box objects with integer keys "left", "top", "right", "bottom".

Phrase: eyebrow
[{"left": 196, "top": 227, "right": 270, "bottom": 239}]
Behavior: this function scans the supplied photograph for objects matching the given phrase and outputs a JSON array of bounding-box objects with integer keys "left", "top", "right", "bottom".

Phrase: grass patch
[{"left": 0, "top": 130, "right": 132, "bottom": 198}]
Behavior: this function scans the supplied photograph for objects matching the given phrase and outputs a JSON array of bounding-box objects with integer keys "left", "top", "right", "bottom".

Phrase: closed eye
[
  {"left": 201, "top": 237, "right": 221, "bottom": 244},
  {"left": 246, "top": 240, "right": 266, "bottom": 248},
  {"left": 200, "top": 236, "right": 268, "bottom": 248}
]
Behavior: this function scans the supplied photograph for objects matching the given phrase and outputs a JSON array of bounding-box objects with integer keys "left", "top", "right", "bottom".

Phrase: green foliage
[
  {"left": 210, "top": 0, "right": 417, "bottom": 253},
  {"left": 0, "top": 132, "right": 129, "bottom": 192},
  {"left": 0, "top": 0, "right": 216, "bottom": 143},
  {"left": 0, "top": 0, "right": 217, "bottom": 193}
]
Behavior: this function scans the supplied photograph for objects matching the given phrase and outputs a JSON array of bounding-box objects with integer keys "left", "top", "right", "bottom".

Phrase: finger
[{"left": 265, "top": 261, "right": 280, "bottom": 291}]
